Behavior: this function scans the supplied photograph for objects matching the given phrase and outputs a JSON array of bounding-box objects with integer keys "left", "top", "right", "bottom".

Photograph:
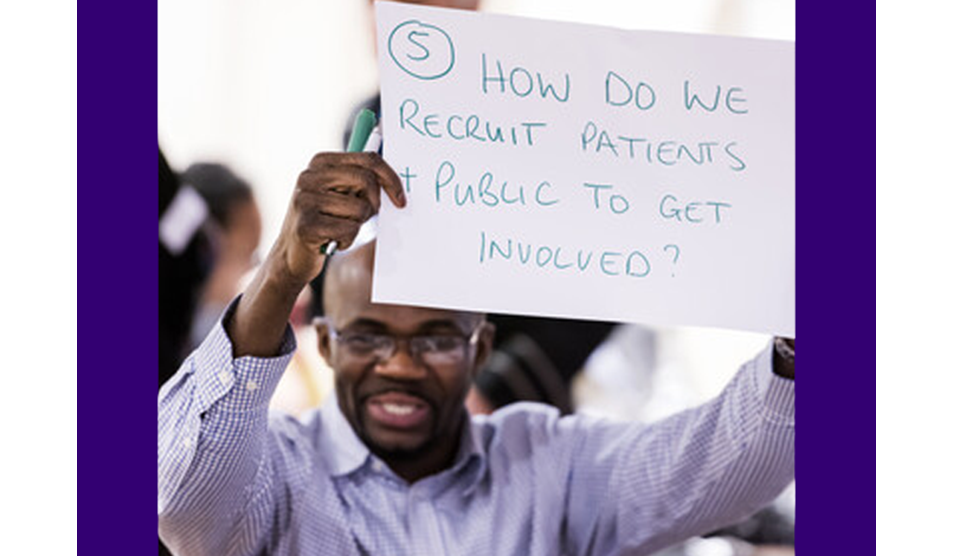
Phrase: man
[{"left": 158, "top": 151, "right": 795, "bottom": 555}]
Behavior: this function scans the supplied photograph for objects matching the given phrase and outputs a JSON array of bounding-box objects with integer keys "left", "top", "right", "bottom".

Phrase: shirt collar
[
  {"left": 317, "top": 395, "right": 370, "bottom": 477},
  {"left": 456, "top": 414, "right": 489, "bottom": 496},
  {"left": 318, "top": 397, "right": 488, "bottom": 490}
]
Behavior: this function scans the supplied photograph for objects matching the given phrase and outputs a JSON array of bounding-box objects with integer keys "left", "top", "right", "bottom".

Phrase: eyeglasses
[{"left": 328, "top": 325, "right": 482, "bottom": 365}]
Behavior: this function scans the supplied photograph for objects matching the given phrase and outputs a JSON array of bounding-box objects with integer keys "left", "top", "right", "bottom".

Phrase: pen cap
[{"left": 346, "top": 108, "right": 378, "bottom": 153}]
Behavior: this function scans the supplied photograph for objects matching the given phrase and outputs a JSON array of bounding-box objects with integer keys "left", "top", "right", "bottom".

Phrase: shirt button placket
[{"left": 408, "top": 486, "right": 445, "bottom": 554}]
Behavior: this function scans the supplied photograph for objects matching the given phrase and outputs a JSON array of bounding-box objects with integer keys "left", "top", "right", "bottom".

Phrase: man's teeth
[{"left": 382, "top": 403, "right": 415, "bottom": 416}]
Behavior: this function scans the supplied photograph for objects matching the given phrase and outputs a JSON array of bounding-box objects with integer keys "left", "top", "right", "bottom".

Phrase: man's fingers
[
  {"left": 305, "top": 152, "right": 406, "bottom": 209},
  {"left": 299, "top": 166, "right": 380, "bottom": 210},
  {"left": 364, "top": 153, "right": 406, "bottom": 208},
  {"left": 288, "top": 151, "right": 407, "bottom": 261},
  {"left": 294, "top": 188, "right": 374, "bottom": 225},
  {"left": 295, "top": 210, "right": 363, "bottom": 250}
]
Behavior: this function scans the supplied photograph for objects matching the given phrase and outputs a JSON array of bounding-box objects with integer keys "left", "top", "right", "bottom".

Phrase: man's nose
[{"left": 374, "top": 342, "right": 428, "bottom": 380}]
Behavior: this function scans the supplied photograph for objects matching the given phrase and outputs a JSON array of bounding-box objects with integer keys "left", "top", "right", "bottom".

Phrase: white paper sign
[{"left": 373, "top": 1, "right": 794, "bottom": 337}]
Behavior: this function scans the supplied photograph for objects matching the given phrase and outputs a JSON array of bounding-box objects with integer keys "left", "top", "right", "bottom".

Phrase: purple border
[
  {"left": 795, "top": 1, "right": 873, "bottom": 552},
  {"left": 80, "top": 1, "right": 157, "bottom": 553},
  {"left": 77, "top": 2, "right": 872, "bottom": 553}
]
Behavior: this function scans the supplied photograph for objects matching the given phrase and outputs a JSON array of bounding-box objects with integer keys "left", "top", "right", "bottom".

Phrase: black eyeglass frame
[{"left": 326, "top": 323, "right": 483, "bottom": 364}]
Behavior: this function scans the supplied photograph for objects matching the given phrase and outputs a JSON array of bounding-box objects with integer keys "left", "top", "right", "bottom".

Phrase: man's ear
[
  {"left": 471, "top": 321, "right": 495, "bottom": 377},
  {"left": 314, "top": 317, "right": 333, "bottom": 364}
]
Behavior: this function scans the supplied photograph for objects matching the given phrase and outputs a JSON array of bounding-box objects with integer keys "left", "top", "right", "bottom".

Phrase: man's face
[{"left": 317, "top": 259, "right": 491, "bottom": 460}]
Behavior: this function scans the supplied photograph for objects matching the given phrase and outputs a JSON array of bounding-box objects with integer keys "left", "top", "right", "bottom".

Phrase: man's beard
[{"left": 359, "top": 413, "right": 462, "bottom": 463}]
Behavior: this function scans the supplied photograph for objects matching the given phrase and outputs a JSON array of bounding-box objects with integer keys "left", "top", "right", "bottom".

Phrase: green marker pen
[
  {"left": 321, "top": 109, "right": 379, "bottom": 256},
  {"left": 346, "top": 108, "right": 378, "bottom": 153}
]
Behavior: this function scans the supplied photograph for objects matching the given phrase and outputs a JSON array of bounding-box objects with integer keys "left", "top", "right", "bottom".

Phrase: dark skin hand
[{"left": 228, "top": 152, "right": 406, "bottom": 358}]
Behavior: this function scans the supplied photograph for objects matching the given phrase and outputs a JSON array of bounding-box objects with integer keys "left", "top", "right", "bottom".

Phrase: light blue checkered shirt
[{"left": 159, "top": 314, "right": 794, "bottom": 556}]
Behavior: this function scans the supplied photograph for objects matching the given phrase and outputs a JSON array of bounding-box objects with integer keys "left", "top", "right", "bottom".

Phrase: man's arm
[
  {"left": 561, "top": 342, "right": 795, "bottom": 556},
  {"left": 158, "top": 152, "right": 404, "bottom": 555},
  {"left": 230, "top": 152, "right": 405, "bottom": 358},
  {"left": 158, "top": 313, "right": 296, "bottom": 554}
]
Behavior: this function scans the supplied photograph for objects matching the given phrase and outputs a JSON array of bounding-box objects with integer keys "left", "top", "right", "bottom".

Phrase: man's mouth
[{"left": 364, "top": 391, "right": 432, "bottom": 430}]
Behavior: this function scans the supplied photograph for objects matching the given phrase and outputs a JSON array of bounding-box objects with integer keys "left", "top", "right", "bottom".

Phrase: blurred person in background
[
  {"left": 182, "top": 162, "right": 263, "bottom": 348},
  {"left": 159, "top": 148, "right": 213, "bottom": 388}
]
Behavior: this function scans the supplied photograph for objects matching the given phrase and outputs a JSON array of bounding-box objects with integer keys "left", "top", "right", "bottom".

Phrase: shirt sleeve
[
  {"left": 158, "top": 298, "right": 297, "bottom": 555},
  {"left": 561, "top": 343, "right": 795, "bottom": 556}
]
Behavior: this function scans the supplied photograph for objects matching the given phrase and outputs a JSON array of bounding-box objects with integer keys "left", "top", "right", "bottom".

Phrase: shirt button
[
  {"left": 372, "top": 460, "right": 384, "bottom": 473},
  {"left": 182, "top": 438, "right": 192, "bottom": 449},
  {"left": 245, "top": 380, "right": 258, "bottom": 392},
  {"left": 217, "top": 371, "right": 231, "bottom": 385}
]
